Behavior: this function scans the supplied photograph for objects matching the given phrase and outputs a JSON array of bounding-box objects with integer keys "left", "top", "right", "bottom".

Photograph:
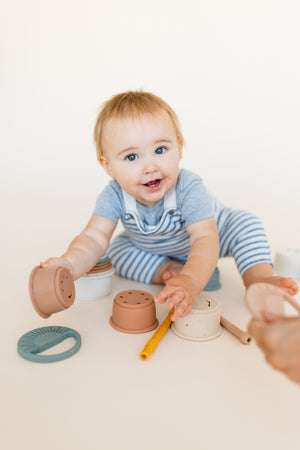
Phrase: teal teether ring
[{"left": 17, "top": 326, "right": 81, "bottom": 363}]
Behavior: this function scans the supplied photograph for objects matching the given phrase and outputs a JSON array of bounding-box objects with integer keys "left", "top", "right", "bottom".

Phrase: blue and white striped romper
[
  {"left": 109, "top": 185, "right": 190, "bottom": 283},
  {"left": 107, "top": 181, "right": 273, "bottom": 284}
]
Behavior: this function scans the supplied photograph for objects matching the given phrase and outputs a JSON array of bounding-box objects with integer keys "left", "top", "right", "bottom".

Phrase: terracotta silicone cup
[
  {"left": 87, "top": 262, "right": 113, "bottom": 273},
  {"left": 110, "top": 290, "right": 158, "bottom": 333},
  {"left": 29, "top": 266, "right": 75, "bottom": 318}
]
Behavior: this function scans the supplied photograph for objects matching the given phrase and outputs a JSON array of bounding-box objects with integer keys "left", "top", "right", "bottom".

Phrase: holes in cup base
[{"left": 117, "top": 290, "right": 154, "bottom": 306}]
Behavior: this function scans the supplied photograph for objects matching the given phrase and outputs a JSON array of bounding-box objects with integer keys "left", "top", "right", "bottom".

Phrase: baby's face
[{"left": 100, "top": 110, "right": 182, "bottom": 207}]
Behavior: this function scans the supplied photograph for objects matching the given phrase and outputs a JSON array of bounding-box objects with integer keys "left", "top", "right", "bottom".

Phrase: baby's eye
[
  {"left": 126, "top": 153, "right": 138, "bottom": 162},
  {"left": 155, "top": 147, "right": 167, "bottom": 155}
]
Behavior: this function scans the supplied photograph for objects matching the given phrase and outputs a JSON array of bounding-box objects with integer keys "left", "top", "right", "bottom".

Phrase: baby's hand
[
  {"left": 40, "top": 257, "right": 74, "bottom": 277},
  {"left": 154, "top": 274, "right": 198, "bottom": 321}
]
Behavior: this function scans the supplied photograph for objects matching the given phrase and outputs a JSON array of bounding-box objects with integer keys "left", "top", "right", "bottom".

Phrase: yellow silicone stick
[{"left": 140, "top": 307, "right": 175, "bottom": 360}]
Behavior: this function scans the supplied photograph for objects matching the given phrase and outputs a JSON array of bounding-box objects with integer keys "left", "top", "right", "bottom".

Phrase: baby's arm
[
  {"left": 41, "top": 214, "right": 117, "bottom": 280},
  {"left": 155, "top": 217, "right": 219, "bottom": 321}
]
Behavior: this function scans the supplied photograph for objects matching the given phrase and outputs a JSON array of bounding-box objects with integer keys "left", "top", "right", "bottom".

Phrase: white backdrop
[
  {"left": 2, "top": 4, "right": 300, "bottom": 450},
  {"left": 1, "top": 0, "right": 300, "bottom": 249}
]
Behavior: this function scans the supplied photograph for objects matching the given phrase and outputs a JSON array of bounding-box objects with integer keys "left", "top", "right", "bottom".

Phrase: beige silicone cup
[
  {"left": 171, "top": 293, "right": 222, "bottom": 341},
  {"left": 110, "top": 290, "right": 158, "bottom": 334},
  {"left": 29, "top": 265, "right": 75, "bottom": 318}
]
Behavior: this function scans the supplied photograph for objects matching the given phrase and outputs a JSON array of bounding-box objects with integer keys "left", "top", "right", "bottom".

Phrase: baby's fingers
[
  {"left": 40, "top": 257, "right": 73, "bottom": 274},
  {"left": 167, "top": 291, "right": 185, "bottom": 309},
  {"left": 171, "top": 301, "right": 193, "bottom": 321},
  {"left": 154, "top": 285, "right": 180, "bottom": 304},
  {"left": 40, "top": 258, "right": 61, "bottom": 268}
]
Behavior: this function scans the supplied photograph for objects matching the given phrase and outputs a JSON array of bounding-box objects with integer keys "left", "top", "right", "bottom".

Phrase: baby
[{"left": 42, "top": 90, "right": 298, "bottom": 321}]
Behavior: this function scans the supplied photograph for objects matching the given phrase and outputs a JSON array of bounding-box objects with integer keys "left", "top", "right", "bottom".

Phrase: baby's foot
[
  {"left": 162, "top": 261, "right": 184, "bottom": 284},
  {"left": 163, "top": 269, "right": 180, "bottom": 284},
  {"left": 162, "top": 261, "right": 183, "bottom": 284},
  {"left": 152, "top": 260, "right": 184, "bottom": 285},
  {"left": 262, "top": 276, "right": 299, "bottom": 296}
]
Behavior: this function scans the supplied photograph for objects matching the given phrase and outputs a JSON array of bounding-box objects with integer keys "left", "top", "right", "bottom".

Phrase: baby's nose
[{"left": 143, "top": 161, "right": 158, "bottom": 175}]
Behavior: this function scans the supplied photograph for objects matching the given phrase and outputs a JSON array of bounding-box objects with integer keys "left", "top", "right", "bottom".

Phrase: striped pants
[{"left": 108, "top": 208, "right": 272, "bottom": 284}]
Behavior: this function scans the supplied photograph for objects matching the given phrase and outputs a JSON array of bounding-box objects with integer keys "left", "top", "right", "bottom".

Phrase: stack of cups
[{"left": 75, "top": 254, "right": 115, "bottom": 300}]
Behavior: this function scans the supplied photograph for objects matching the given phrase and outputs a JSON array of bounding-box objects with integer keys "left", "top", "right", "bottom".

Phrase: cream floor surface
[{"left": 2, "top": 194, "right": 300, "bottom": 450}]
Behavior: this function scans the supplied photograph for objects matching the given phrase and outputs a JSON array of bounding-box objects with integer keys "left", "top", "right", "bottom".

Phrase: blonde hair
[{"left": 94, "top": 90, "right": 183, "bottom": 158}]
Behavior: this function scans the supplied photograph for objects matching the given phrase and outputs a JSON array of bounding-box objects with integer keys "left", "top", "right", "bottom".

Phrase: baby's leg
[
  {"left": 218, "top": 208, "right": 298, "bottom": 296},
  {"left": 242, "top": 263, "right": 299, "bottom": 296},
  {"left": 109, "top": 233, "right": 170, "bottom": 284}
]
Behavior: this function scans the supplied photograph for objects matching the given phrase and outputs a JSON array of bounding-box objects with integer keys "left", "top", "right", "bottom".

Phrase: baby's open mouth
[{"left": 144, "top": 179, "right": 161, "bottom": 188}]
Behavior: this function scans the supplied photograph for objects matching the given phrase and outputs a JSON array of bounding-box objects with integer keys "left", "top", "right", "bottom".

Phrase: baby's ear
[
  {"left": 178, "top": 138, "right": 183, "bottom": 158},
  {"left": 98, "top": 155, "right": 113, "bottom": 177}
]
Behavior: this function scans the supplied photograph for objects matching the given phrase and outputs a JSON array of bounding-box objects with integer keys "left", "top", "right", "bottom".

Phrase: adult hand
[{"left": 248, "top": 315, "right": 300, "bottom": 384}]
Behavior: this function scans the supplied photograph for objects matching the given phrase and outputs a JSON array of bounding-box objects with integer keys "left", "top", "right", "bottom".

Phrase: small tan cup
[
  {"left": 29, "top": 266, "right": 75, "bottom": 318},
  {"left": 171, "top": 293, "right": 222, "bottom": 341},
  {"left": 110, "top": 290, "right": 158, "bottom": 334}
]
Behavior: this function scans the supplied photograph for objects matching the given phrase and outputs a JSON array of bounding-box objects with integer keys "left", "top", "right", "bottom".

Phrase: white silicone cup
[
  {"left": 75, "top": 268, "right": 115, "bottom": 301},
  {"left": 274, "top": 248, "right": 300, "bottom": 280},
  {"left": 171, "top": 293, "right": 222, "bottom": 341}
]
